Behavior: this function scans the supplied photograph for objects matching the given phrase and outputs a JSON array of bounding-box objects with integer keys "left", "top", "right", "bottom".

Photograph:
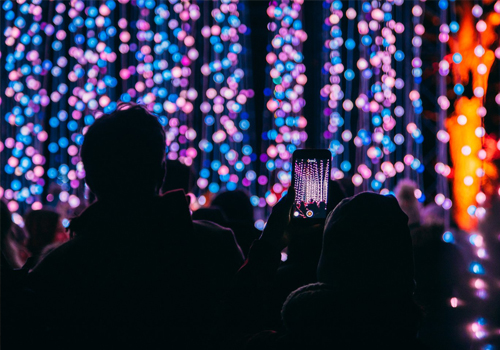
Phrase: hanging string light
[
  {"left": 1, "top": 0, "right": 254, "bottom": 221},
  {"left": 321, "top": 0, "right": 353, "bottom": 181},
  {"left": 436, "top": 0, "right": 455, "bottom": 228},
  {"left": 445, "top": 2, "right": 500, "bottom": 346},
  {"left": 259, "top": 0, "right": 307, "bottom": 218},
  {"left": 349, "top": 1, "right": 422, "bottom": 194},
  {"left": 197, "top": 0, "right": 254, "bottom": 204}
]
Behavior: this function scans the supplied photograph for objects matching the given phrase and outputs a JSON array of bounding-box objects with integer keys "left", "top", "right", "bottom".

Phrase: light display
[
  {"left": 435, "top": 0, "right": 454, "bottom": 230},
  {"left": 443, "top": 2, "right": 500, "bottom": 348},
  {"left": 2, "top": 1, "right": 500, "bottom": 348},
  {"left": 293, "top": 158, "right": 329, "bottom": 219},
  {"left": 3, "top": 0, "right": 64, "bottom": 221},
  {"left": 115, "top": 0, "right": 201, "bottom": 170},
  {"left": 320, "top": 0, "right": 425, "bottom": 196},
  {"left": 320, "top": 0, "right": 350, "bottom": 179},
  {"left": 446, "top": 2, "right": 498, "bottom": 232},
  {"left": 196, "top": 0, "right": 255, "bottom": 207},
  {"left": 258, "top": 0, "right": 307, "bottom": 218},
  {"left": 1, "top": 0, "right": 253, "bottom": 220},
  {"left": 1, "top": 2, "right": 499, "bottom": 229}
]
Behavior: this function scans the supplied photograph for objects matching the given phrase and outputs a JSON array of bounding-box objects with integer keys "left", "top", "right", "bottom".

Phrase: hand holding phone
[
  {"left": 291, "top": 149, "right": 331, "bottom": 223},
  {"left": 260, "top": 187, "right": 295, "bottom": 250}
]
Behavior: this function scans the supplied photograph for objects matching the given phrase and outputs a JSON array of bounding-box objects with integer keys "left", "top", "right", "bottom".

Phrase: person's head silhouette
[
  {"left": 212, "top": 189, "right": 254, "bottom": 223},
  {"left": 81, "top": 103, "right": 166, "bottom": 201},
  {"left": 318, "top": 192, "right": 415, "bottom": 296}
]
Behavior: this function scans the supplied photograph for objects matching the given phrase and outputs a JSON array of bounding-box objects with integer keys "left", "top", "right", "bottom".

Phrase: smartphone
[{"left": 291, "top": 149, "right": 331, "bottom": 221}]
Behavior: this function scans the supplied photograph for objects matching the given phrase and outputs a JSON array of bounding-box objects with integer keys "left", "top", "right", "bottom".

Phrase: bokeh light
[{"left": 258, "top": 0, "right": 307, "bottom": 207}]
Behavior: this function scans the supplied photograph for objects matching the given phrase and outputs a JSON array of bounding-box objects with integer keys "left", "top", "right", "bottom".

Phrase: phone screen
[{"left": 292, "top": 151, "right": 331, "bottom": 220}]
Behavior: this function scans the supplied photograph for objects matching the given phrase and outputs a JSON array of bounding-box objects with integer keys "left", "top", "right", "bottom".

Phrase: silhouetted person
[
  {"left": 278, "top": 283, "right": 338, "bottom": 348},
  {"left": 327, "top": 180, "right": 346, "bottom": 211},
  {"left": 23, "top": 209, "right": 68, "bottom": 269},
  {"left": 226, "top": 192, "right": 424, "bottom": 349},
  {"left": 270, "top": 181, "right": 346, "bottom": 329},
  {"left": 27, "top": 104, "right": 243, "bottom": 349},
  {"left": 338, "top": 176, "right": 354, "bottom": 197},
  {"left": 318, "top": 201, "right": 326, "bottom": 211},
  {"left": 161, "top": 159, "right": 197, "bottom": 194},
  {"left": 1, "top": 200, "right": 18, "bottom": 284},
  {"left": 1, "top": 201, "right": 29, "bottom": 269},
  {"left": 212, "top": 190, "right": 254, "bottom": 224},
  {"left": 305, "top": 201, "right": 319, "bottom": 214},
  {"left": 1, "top": 201, "right": 37, "bottom": 349},
  {"left": 192, "top": 207, "right": 228, "bottom": 226},
  {"left": 2, "top": 200, "right": 16, "bottom": 270},
  {"left": 1, "top": 200, "right": 19, "bottom": 348},
  {"left": 315, "top": 192, "right": 423, "bottom": 348},
  {"left": 212, "top": 190, "right": 261, "bottom": 257}
]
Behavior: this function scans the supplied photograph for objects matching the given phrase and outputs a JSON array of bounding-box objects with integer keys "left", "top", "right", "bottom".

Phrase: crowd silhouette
[{"left": 1, "top": 104, "right": 478, "bottom": 349}]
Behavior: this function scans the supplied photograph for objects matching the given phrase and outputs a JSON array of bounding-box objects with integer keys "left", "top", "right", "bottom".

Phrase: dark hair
[
  {"left": 282, "top": 283, "right": 422, "bottom": 345},
  {"left": 212, "top": 189, "right": 254, "bottom": 223},
  {"left": 81, "top": 103, "right": 166, "bottom": 199},
  {"left": 281, "top": 283, "right": 336, "bottom": 334}
]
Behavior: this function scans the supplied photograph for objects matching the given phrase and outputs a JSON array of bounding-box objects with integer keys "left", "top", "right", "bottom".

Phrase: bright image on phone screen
[{"left": 293, "top": 157, "right": 330, "bottom": 219}]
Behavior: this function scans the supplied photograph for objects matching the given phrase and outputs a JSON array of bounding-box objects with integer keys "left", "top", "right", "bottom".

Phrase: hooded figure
[
  {"left": 318, "top": 192, "right": 415, "bottom": 297},
  {"left": 318, "top": 192, "right": 419, "bottom": 346},
  {"left": 282, "top": 192, "right": 421, "bottom": 348}
]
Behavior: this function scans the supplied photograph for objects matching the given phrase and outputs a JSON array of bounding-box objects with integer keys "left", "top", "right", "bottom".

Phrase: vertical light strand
[
  {"left": 258, "top": 0, "right": 307, "bottom": 220},
  {"left": 153, "top": 1, "right": 199, "bottom": 166},
  {"left": 407, "top": 0, "right": 425, "bottom": 200},
  {"left": 2, "top": 0, "right": 49, "bottom": 222},
  {"left": 389, "top": 0, "right": 407, "bottom": 191},
  {"left": 338, "top": 2, "right": 357, "bottom": 182},
  {"left": 49, "top": 1, "right": 82, "bottom": 217},
  {"left": 381, "top": 1, "right": 403, "bottom": 194},
  {"left": 321, "top": 0, "right": 357, "bottom": 183},
  {"left": 64, "top": 0, "right": 119, "bottom": 219},
  {"left": 398, "top": 1, "right": 425, "bottom": 197},
  {"left": 473, "top": 2, "right": 488, "bottom": 229},
  {"left": 496, "top": 0, "right": 500, "bottom": 209},
  {"left": 197, "top": 0, "right": 255, "bottom": 204},
  {"left": 320, "top": 0, "right": 344, "bottom": 178},
  {"left": 352, "top": 1, "right": 402, "bottom": 194},
  {"left": 352, "top": 1, "right": 370, "bottom": 192},
  {"left": 496, "top": 0, "right": 500, "bottom": 157},
  {"left": 468, "top": 2, "right": 489, "bottom": 345},
  {"left": 436, "top": 0, "right": 455, "bottom": 229}
]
